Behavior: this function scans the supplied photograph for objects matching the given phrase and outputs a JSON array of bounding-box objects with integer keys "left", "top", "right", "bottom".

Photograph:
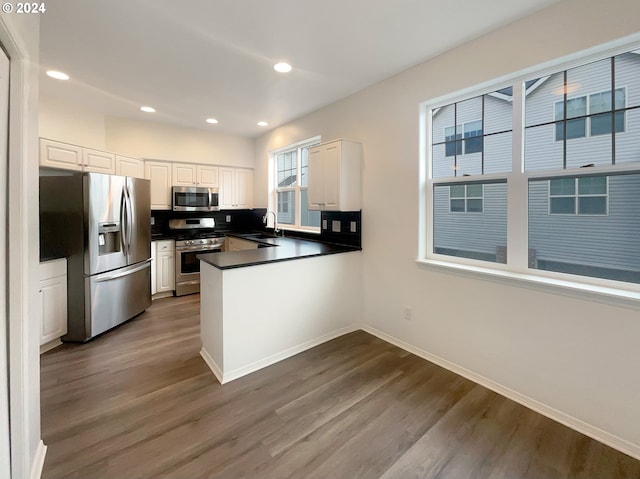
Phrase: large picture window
[
  {"left": 425, "top": 45, "right": 640, "bottom": 287},
  {"left": 274, "top": 138, "right": 321, "bottom": 231}
]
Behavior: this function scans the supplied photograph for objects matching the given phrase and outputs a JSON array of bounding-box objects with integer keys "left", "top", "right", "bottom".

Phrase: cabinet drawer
[{"left": 156, "top": 240, "right": 174, "bottom": 252}]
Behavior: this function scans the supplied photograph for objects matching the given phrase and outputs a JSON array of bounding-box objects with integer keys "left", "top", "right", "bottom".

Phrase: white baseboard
[
  {"left": 199, "top": 348, "right": 223, "bottom": 384},
  {"left": 361, "top": 324, "right": 640, "bottom": 461},
  {"left": 202, "top": 325, "right": 359, "bottom": 385},
  {"left": 40, "top": 339, "right": 61, "bottom": 355},
  {"left": 29, "top": 440, "right": 46, "bottom": 479}
]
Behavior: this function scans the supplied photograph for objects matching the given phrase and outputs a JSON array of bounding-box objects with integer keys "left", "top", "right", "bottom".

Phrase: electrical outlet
[
  {"left": 403, "top": 307, "right": 412, "bottom": 321},
  {"left": 350, "top": 221, "right": 357, "bottom": 233},
  {"left": 226, "top": 215, "right": 231, "bottom": 222},
  {"left": 322, "top": 219, "right": 328, "bottom": 230},
  {"left": 332, "top": 220, "right": 341, "bottom": 232}
]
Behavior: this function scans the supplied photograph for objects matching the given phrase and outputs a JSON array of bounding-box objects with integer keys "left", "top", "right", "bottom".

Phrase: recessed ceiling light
[
  {"left": 46, "top": 70, "right": 70, "bottom": 80},
  {"left": 273, "top": 62, "right": 292, "bottom": 73},
  {"left": 206, "top": 118, "right": 219, "bottom": 124},
  {"left": 140, "top": 106, "right": 156, "bottom": 113},
  {"left": 257, "top": 121, "right": 268, "bottom": 127}
]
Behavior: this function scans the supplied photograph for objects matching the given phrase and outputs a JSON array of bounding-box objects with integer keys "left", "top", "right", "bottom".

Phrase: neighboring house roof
[{"left": 278, "top": 174, "right": 297, "bottom": 188}]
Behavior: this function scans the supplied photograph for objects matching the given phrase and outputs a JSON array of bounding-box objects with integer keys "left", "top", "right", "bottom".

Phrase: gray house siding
[
  {"left": 433, "top": 183, "right": 507, "bottom": 261},
  {"left": 528, "top": 174, "right": 640, "bottom": 279}
]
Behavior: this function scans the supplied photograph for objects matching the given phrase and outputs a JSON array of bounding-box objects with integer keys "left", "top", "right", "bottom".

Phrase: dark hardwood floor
[{"left": 41, "top": 294, "right": 640, "bottom": 479}]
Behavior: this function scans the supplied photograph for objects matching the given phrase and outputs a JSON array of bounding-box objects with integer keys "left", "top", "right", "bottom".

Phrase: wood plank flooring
[{"left": 40, "top": 294, "right": 640, "bottom": 479}]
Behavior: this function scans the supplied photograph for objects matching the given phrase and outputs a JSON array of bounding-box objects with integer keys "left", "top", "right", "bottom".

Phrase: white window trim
[
  {"left": 419, "top": 33, "right": 640, "bottom": 305},
  {"left": 270, "top": 136, "right": 321, "bottom": 234}
]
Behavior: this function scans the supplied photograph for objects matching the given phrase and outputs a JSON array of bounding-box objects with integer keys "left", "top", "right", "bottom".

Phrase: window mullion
[{"left": 507, "top": 80, "right": 528, "bottom": 272}]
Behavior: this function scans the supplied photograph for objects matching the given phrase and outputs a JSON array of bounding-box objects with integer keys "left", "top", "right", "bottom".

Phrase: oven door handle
[{"left": 176, "top": 246, "right": 223, "bottom": 252}]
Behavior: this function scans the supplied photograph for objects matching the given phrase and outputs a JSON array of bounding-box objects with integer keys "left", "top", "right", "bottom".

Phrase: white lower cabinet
[
  {"left": 39, "top": 259, "right": 67, "bottom": 353},
  {"left": 154, "top": 240, "right": 175, "bottom": 295}
]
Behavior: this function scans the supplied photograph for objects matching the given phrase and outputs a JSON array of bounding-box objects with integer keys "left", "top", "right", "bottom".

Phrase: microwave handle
[{"left": 208, "top": 189, "right": 212, "bottom": 209}]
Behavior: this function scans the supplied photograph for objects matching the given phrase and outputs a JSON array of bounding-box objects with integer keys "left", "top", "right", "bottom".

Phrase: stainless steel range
[{"left": 169, "top": 218, "right": 225, "bottom": 296}]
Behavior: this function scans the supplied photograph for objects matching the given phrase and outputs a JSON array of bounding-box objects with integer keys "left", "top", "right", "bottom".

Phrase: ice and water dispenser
[{"left": 98, "top": 222, "right": 122, "bottom": 255}]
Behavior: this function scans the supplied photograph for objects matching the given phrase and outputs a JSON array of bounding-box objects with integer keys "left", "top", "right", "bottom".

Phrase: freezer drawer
[{"left": 85, "top": 260, "right": 151, "bottom": 339}]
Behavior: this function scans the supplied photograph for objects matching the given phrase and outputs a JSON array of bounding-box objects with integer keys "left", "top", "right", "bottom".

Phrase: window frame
[
  {"left": 449, "top": 184, "right": 484, "bottom": 213},
  {"left": 271, "top": 136, "right": 322, "bottom": 233},
  {"left": 419, "top": 37, "right": 640, "bottom": 302}
]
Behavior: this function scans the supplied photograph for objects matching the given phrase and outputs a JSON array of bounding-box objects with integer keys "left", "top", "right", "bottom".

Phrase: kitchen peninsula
[{"left": 198, "top": 235, "right": 361, "bottom": 384}]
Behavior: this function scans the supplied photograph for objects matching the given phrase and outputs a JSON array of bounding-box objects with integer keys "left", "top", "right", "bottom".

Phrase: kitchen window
[
  {"left": 273, "top": 137, "right": 321, "bottom": 232},
  {"left": 423, "top": 44, "right": 640, "bottom": 288}
]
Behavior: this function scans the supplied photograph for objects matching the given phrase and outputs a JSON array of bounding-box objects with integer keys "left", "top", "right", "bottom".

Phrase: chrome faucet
[{"left": 262, "top": 210, "right": 279, "bottom": 235}]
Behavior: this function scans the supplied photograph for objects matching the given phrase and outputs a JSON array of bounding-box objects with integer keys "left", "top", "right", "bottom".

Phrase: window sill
[{"left": 416, "top": 258, "right": 640, "bottom": 310}]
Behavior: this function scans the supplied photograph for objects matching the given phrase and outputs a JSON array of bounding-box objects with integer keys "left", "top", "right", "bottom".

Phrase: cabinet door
[
  {"left": 157, "top": 251, "right": 175, "bottom": 292},
  {"left": 39, "top": 276, "right": 67, "bottom": 345},
  {"left": 218, "top": 167, "right": 235, "bottom": 209},
  {"left": 145, "top": 162, "right": 172, "bottom": 209},
  {"left": 197, "top": 165, "right": 219, "bottom": 187},
  {"left": 321, "top": 142, "right": 341, "bottom": 211},
  {"left": 83, "top": 148, "right": 116, "bottom": 174},
  {"left": 39, "top": 138, "right": 82, "bottom": 171},
  {"left": 172, "top": 163, "right": 197, "bottom": 186},
  {"left": 307, "top": 147, "right": 323, "bottom": 210},
  {"left": 234, "top": 169, "right": 253, "bottom": 209},
  {"left": 116, "top": 155, "right": 145, "bottom": 179}
]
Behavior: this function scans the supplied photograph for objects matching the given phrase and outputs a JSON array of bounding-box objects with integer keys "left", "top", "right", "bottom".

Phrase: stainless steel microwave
[{"left": 172, "top": 186, "right": 219, "bottom": 212}]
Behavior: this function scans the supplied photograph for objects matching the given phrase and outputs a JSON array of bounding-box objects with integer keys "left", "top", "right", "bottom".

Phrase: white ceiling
[{"left": 40, "top": 0, "right": 559, "bottom": 138}]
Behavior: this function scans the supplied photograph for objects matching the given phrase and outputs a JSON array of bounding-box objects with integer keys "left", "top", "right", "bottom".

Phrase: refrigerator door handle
[
  {"left": 93, "top": 260, "right": 151, "bottom": 283},
  {"left": 120, "top": 186, "right": 129, "bottom": 258},
  {"left": 127, "top": 183, "right": 134, "bottom": 255}
]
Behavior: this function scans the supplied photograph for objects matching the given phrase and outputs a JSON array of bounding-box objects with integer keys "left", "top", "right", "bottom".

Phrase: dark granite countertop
[{"left": 198, "top": 233, "right": 360, "bottom": 270}]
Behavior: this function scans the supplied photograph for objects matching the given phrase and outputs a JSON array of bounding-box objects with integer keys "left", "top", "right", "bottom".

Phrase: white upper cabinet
[
  {"left": 308, "top": 139, "right": 362, "bottom": 211},
  {"left": 197, "top": 165, "right": 219, "bottom": 187},
  {"left": 82, "top": 148, "right": 115, "bottom": 174},
  {"left": 115, "top": 155, "right": 145, "bottom": 178},
  {"left": 145, "top": 161, "right": 173, "bottom": 210},
  {"left": 40, "top": 139, "right": 83, "bottom": 171},
  {"left": 172, "top": 163, "right": 219, "bottom": 187},
  {"left": 219, "top": 167, "right": 253, "bottom": 209}
]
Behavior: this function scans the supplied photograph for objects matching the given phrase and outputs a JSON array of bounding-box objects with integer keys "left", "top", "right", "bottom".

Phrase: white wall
[
  {"left": 254, "top": 0, "right": 640, "bottom": 458},
  {"left": 105, "top": 117, "right": 254, "bottom": 167},
  {"left": 0, "top": 11, "right": 43, "bottom": 479},
  {"left": 39, "top": 95, "right": 106, "bottom": 150}
]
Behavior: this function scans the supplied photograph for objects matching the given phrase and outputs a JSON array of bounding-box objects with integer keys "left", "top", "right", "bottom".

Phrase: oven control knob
[
  {"left": 200, "top": 239, "right": 205, "bottom": 244},
  {"left": 186, "top": 240, "right": 192, "bottom": 245}
]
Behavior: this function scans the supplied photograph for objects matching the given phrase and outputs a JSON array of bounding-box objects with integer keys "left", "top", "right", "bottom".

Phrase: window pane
[
  {"left": 550, "top": 197, "right": 576, "bottom": 214},
  {"left": 432, "top": 143, "right": 454, "bottom": 179},
  {"left": 464, "top": 137, "right": 482, "bottom": 154},
  {"left": 277, "top": 190, "right": 295, "bottom": 225},
  {"left": 529, "top": 174, "right": 640, "bottom": 284},
  {"left": 566, "top": 97, "right": 587, "bottom": 119},
  {"left": 467, "top": 184, "right": 483, "bottom": 197},
  {"left": 300, "top": 188, "right": 320, "bottom": 227},
  {"left": 433, "top": 104, "right": 455, "bottom": 144},
  {"left": 616, "top": 107, "right": 640, "bottom": 165},
  {"left": 484, "top": 90, "right": 513, "bottom": 135},
  {"left": 450, "top": 199, "right": 465, "bottom": 212},
  {"left": 483, "top": 131, "right": 512, "bottom": 174},
  {"left": 589, "top": 91, "right": 611, "bottom": 114},
  {"left": 578, "top": 196, "right": 607, "bottom": 215},
  {"left": 590, "top": 113, "right": 612, "bottom": 136},
  {"left": 450, "top": 185, "right": 465, "bottom": 198},
  {"left": 550, "top": 178, "right": 575, "bottom": 195},
  {"left": 435, "top": 182, "right": 506, "bottom": 263},
  {"left": 566, "top": 118, "right": 586, "bottom": 139},
  {"left": 467, "top": 199, "right": 483, "bottom": 212},
  {"left": 525, "top": 123, "right": 563, "bottom": 171},
  {"left": 578, "top": 176, "right": 606, "bottom": 195},
  {"left": 615, "top": 52, "right": 638, "bottom": 109}
]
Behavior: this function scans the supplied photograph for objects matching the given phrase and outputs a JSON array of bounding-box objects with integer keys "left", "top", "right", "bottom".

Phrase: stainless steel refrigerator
[{"left": 40, "top": 172, "right": 152, "bottom": 341}]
